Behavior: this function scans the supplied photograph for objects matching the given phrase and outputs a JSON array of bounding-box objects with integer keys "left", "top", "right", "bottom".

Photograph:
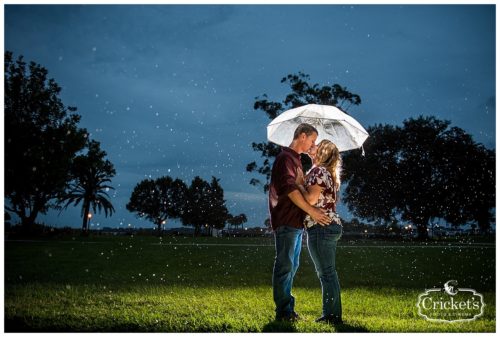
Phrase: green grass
[{"left": 4, "top": 235, "right": 496, "bottom": 332}]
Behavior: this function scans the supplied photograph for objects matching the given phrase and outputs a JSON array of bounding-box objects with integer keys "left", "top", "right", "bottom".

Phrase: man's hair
[{"left": 293, "top": 123, "right": 318, "bottom": 139}]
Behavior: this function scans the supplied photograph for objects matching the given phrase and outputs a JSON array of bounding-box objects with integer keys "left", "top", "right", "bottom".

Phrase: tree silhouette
[
  {"left": 342, "top": 124, "right": 402, "bottom": 223},
  {"left": 4, "top": 51, "right": 87, "bottom": 230},
  {"left": 247, "top": 72, "right": 362, "bottom": 192},
  {"left": 342, "top": 116, "right": 495, "bottom": 238},
  {"left": 181, "top": 176, "right": 230, "bottom": 236},
  {"left": 126, "top": 177, "right": 188, "bottom": 235},
  {"left": 59, "top": 140, "right": 116, "bottom": 234},
  {"left": 181, "top": 176, "right": 211, "bottom": 236},
  {"left": 227, "top": 213, "right": 248, "bottom": 231},
  {"left": 206, "top": 177, "right": 230, "bottom": 232},
  {"left": 436, "top": 128, "right": 495, "bottom": 233}
]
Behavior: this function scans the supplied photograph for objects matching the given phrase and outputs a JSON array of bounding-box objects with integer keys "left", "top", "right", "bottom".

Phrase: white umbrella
[{"left": 267, "top": 104, "right": 369, "bottom": 152}]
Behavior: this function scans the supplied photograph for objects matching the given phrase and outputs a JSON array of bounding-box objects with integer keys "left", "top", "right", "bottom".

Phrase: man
[{"left": 269, "top": 123, "right": 331, "bottom": 322}]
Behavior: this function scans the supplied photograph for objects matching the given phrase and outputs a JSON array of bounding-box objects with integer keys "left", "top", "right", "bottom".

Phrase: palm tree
[
  {"left": 228, "top": 213, "right": 247, "bottom": 232},
  {"left": 60, "top": 140, "right": 115, "bottom": 234}
]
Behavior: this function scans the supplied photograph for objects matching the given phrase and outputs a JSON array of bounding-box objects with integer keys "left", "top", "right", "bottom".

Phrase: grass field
[{"left": 4, "top": 235, "right": 496, "bottom": 332}]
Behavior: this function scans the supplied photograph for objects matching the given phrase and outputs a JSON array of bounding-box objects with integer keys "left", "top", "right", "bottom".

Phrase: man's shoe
[
  {"left": 276, "top": 311, "right": 300, "bottom": 322},
  {"left": 315, "top": 314, "right": 343, "bottom": 325}
]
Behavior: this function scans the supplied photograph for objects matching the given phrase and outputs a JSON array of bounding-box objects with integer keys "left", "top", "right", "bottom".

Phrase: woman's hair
[{"left": 315, "top": 139, "right": 342, "bottom": 191}]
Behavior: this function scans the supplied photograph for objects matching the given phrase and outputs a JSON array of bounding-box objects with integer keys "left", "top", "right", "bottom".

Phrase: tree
[
  {"left": 181, "top": 176, "right": 230, "bottom": 236},
  {"left": 206, "top": 177, "right": 230, "bottom": 233},
  {"left": 437, "top": 129, "right": 495, "bottom": 233},
  {"left": 227, "top": 213, "right": 248, "bottom": 231},
  {"left": 181, "top": 176, "right": 211, "bottom": 236},
  {"left": 247, "top": 72, "right": 362, "bottom": 192},
  {"left": 5, "top": 212, "right": 12, "bottom": 232},
  {"left": 126, "top": 177, "right": 188, "bottom": 235},
  {"left": 59, "top": 140, "right": 116, "bottom": 234},
  {"left": 469, "top": 146, "right": 495, "bottom": 233},
  {"left": 4, "top": 51, "right": 87, "bottom": 230},
  {"left": 342, "top": 124, "right": 402, "bottom": 223},
  {"left": 342, "top": 116, "right": 495, "bottom": 239}
]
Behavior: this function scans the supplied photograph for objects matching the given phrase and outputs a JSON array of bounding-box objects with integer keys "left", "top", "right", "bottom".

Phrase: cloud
[{"left": 225, "top": 191, "right": 267, "bottom": 203}]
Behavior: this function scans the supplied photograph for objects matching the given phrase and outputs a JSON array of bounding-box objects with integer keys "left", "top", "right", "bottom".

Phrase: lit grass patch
[
  {"left": 5, "top": 284, "right": 495, "bottom": 332},
  {"left": 5, "top": 236, "right": 495, "bottom": 332}
]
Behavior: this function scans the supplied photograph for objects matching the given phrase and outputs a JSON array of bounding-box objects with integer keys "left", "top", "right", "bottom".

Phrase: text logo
[{"left": 416, "top": 280, "right": 485, "bottom": 323}]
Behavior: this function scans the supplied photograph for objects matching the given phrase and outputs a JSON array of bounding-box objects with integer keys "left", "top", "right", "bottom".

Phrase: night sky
[{"left": 4, "top": 4, "right": 495, "bottom": 230}]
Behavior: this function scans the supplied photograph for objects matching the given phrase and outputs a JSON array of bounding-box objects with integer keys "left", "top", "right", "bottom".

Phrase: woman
[{"left": 297, "top": 139, "right": 343, "bottom": 325}]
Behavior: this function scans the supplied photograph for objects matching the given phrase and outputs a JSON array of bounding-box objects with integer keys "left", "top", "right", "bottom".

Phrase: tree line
[
  {"left": 5, "top": 52, "right": 495, "bottom": 239},
  {"left": 4, "top": 51, "right": 246, "bottom": 236},
  {"left": 126, "top": 175, "right": 247, "bottom": 236}
]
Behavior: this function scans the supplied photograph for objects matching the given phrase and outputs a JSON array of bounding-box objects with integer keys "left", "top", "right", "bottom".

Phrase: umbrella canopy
[{"left": 267, "top": 104, "right": 369, "bottom": 152}]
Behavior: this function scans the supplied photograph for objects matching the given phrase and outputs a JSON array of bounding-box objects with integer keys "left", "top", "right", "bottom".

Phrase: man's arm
[
  {"left": 288, "top": 189, "right": 331, "bottom": 225},
  {"left": 297, "top": 184, "right": 322, "bottom": 205}
]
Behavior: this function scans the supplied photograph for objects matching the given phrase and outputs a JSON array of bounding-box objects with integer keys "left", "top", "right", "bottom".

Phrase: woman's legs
[{"left": 307, "top": 224, "right": 342, "bottom": 320}]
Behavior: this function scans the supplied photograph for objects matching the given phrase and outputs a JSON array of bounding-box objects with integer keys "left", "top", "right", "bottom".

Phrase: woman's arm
[
  {"left": 288, "top": 189, "right": 331, "bottom": 225},
  {"left": 297, "top": 184, "right": 323, "bottom": 205}
]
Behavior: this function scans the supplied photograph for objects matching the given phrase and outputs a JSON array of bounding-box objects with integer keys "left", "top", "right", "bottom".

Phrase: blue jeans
[
  {"left": 307, "top": 223, "right": 342, "bottom": 319},
  {"left": 272, "top": 225, "right": 303, "bottom": 316}
]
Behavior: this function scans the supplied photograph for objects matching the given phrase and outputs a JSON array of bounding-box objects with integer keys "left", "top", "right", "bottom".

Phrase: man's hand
[
  {"left": 308, "top": 207, "right": 331, "bottom": 226},
  {"left": 287, "top": 190, "right": 331, "bottom": 226}
]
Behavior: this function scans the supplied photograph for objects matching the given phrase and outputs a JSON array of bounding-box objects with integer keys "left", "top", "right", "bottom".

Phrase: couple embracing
[{"left": 269, "top": 123, "right": 343, "bottom": 325}]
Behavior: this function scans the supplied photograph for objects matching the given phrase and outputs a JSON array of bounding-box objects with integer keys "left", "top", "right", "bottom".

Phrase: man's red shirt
[{"left": 268, "top": 147, "right": 305, "bottom": 230}]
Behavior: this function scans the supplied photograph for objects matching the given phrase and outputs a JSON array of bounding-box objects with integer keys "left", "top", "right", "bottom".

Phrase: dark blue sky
[{"left": 4, "top": 5, "right": 495, "bottom": 230}]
